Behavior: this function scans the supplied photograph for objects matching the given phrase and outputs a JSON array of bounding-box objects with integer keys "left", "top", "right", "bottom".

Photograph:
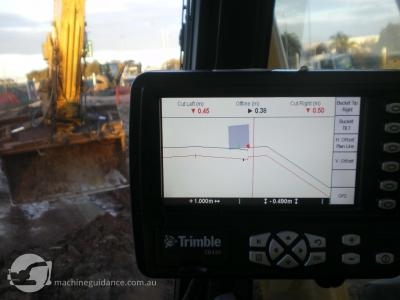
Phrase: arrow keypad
[{"left": 249, "top": 231, "right": 327, "bottom": 268}]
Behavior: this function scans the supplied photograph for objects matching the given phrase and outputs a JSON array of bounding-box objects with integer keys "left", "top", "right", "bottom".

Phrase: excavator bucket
[
  {"left": 1, "top": 137, "right": 128, "bottom": 204},
  {"left": 0, "top": 100, "right": 129, "bottom": 204}
]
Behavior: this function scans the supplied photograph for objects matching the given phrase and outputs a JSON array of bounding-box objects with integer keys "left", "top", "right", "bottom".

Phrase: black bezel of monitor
[{"left": 130, "top": 70, "right": 400, "bottom": 279}]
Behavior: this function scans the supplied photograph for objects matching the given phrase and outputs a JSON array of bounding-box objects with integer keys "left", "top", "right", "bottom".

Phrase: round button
[
  {"left": 342, "top": 253, "right": 360, "bottom": 265},
  {"left": 383, "top": 143, "right": 400, "bottom": 153},
  {"left": 342, "top": 234, "right": 361, "bottom": 246},
  {"left": 386, "top": 103, "right": 400, "bottom": 114},
  {"left": 382, "top": 161, "right": 400, "bottom": 173},
  {"left": 376, "top": 253, "right": 395, "bottom": 265},
  {"left": 378, "top": 199, "right": 397, "bottom": 210},
  {"left": 380, "top": 180, "right": 398, "bottom": 192},
  {"left": 385, "top": 123, "right": 400, "bottom": 134}
]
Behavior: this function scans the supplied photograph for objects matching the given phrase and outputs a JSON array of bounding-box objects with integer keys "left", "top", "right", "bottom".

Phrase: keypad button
[
  {"left": 305, "top": 252, "right": 326, "bottom": 266},
  {"left": 386, "top": 103, "right": 400, "bottom": 114},
  {"left": 305, "top": 233, "right": 326, "bottom": 248},
  {"left": 382, "top": 162, "right": 400, "bottom": 173},
  {"left": 277, "top": 231, "right": 299, "bottom": 246},
  {"left": 249, "top": 233, "right": 270, "bottom": 248},
  {"left": 292, "top": 240, "right": 307, "bottom": 261},
  {"left": 383, "top": 143, "right": 400, "bottom": 154},
  {"left": 269, "top": 239, "right": 285, "bottom": 260},
  {"left": 380, "top": 181, "right": 398, "bottom": 192},
  {"left": 385, "top": 123, "right": 400, "bottom": 134},
  {"left": 378, "top": 199, "right": 397, "bottom": 210},
  {"left": 277, "top": 254, "right": 298, "bottom": 268},
  {"left": 342, "top": 253, "right": 360, "bottom": 265},
  {"left": 249, "top": 251, "right": 270, "bottom": 266},
  {"left": 342, "top": 234, "right": 361, "bottom": 246},
  {"left": 376, "top": 253, "right": 395, "bottom": 265}
]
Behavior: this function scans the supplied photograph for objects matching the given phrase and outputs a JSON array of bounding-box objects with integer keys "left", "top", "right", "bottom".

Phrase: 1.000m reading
[{"left": 188, "top": 198, "right": 221, "bottom": 205}]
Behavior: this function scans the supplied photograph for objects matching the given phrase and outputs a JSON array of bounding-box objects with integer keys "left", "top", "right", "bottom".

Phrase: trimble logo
[{"left": 164, "top": 235, "right": 222, "bottom": 249}]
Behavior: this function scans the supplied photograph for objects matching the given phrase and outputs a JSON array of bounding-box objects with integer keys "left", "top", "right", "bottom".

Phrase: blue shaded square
[{"left": 228, "top": 124, "right": 249, "bottom": 149}]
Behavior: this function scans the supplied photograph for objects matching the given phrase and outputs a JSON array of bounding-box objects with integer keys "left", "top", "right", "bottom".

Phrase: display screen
[{"left": 161, "top": 97, "right": 361, "bottom": 208}]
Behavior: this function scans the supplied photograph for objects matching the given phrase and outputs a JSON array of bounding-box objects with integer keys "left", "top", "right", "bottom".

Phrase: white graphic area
[{"left": 162, "top": 97, "right": 360, "bottom": 204}]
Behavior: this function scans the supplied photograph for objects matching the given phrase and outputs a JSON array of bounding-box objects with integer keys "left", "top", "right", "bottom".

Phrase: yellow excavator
[{"left": 0, "top": 0, "right": 128, "bottom": 203}]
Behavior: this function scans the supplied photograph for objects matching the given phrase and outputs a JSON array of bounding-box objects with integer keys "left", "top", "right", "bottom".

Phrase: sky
[
  {"left": 1, "top": 0, "right": 400, "bottom": 81},
  {"left": 0, "top": 0, "right": 182, "bottom": 81}
]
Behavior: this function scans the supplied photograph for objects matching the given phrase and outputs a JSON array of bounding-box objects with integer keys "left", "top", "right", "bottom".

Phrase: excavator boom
[{"left": 50, "top": 0, "right": 85, "bottom": 118}]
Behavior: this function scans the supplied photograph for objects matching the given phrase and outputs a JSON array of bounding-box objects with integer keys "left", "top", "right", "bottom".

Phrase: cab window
[{"left": 275, "top": 0, "right": 400, "bottom": 69}]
